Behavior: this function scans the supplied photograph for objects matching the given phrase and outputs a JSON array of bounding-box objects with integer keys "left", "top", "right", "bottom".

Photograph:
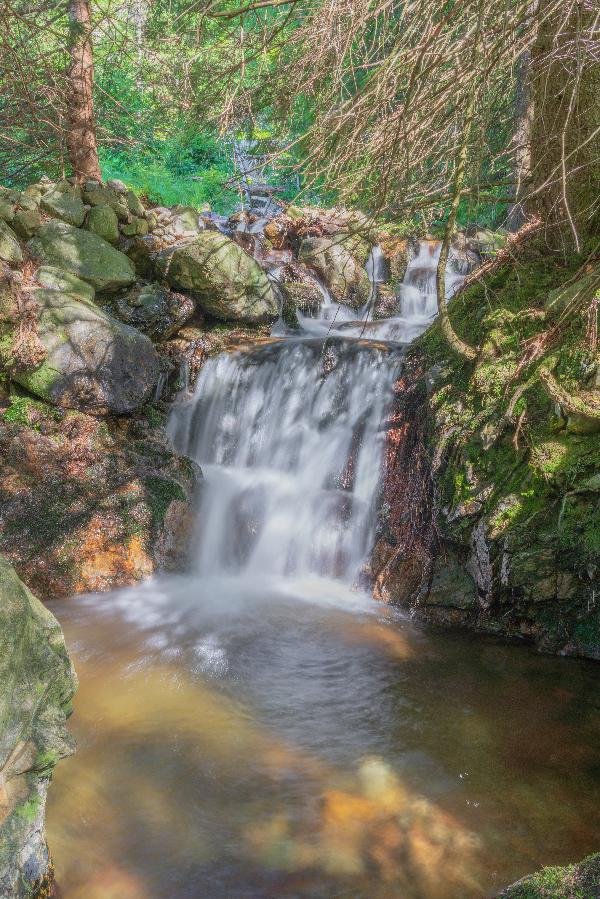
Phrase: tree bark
[
  {"left": 66, "top": 0, "right": 102, "bottom": 182},
  {"left": 506, "top": 48, "right": 532, "bottom": 232},
  {"left": 529, "top": 0, "right": 600, "bottom": 250}
]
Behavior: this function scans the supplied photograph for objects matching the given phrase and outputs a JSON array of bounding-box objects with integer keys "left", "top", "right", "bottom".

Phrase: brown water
[{"left": 47, "top": 576, "right": 600, "bottom": 899}]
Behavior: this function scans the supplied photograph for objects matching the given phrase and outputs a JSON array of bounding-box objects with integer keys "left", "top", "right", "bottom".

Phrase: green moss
[
  {"left": 500, "top": 852, "right": 600, "bottom": 898},
  {"left": 1, "top": 395, "right": 61, "bottom": 426},
  {"left": 144, "top": 476, "right": 186, "bottom": 534}
]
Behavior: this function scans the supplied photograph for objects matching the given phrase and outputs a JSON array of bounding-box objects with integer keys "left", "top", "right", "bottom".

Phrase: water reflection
[{"left": 47, "top": 578, "right": 600, "bottom": 898}]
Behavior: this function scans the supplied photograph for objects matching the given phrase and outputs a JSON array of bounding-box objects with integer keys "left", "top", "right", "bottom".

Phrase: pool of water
[{"left": 47, "top": 575, "right": 600, "bottom": 899}]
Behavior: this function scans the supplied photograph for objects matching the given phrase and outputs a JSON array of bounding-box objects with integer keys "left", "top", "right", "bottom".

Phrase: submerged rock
[
  {"left": 0, "top": 555, "right": 76, "bottom": 898},
  {"left": 29, "top": 221, "right": 136, "bottom": 293},
  {"left": 14, "top": 289, "right": 161, "bottom": 413},
  {"left": 162, "top": 231, "right": 278, "bottom": 323}
]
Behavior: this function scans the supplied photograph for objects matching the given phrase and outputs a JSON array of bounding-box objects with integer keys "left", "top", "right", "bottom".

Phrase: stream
[{"left": 46, "top": 242, "right": 600, "bottom": 898}]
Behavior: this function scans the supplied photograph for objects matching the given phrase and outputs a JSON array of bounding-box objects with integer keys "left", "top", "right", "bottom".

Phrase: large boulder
[
  {"left": 161, "top": 231, "right": 278, "bottom": 323},
  {"left": 14, "top": 289, "right": 161, "bottom": 413},
  {"left": 34, "top": 265, "right": 95, "bottom": 302},
  {"left": 298, "top": 234, "right": 371, "bottom": 308},
  {"left": 28, "top": 221, "right": 136, "bottom": 293},
  {"left": 0, "top": 555, "right": 76, "bottom": 898},
  {"left": 110, "top": 283, "right": 195, "bottom": 340},
  {"left": 0, "top": 221, "right": 23, "bottom": 265}
]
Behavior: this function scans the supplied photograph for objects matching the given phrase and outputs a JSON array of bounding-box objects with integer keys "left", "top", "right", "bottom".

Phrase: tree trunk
[
  {"left": 506, "top": 48, "right": 532, "bottom": 232},
  {"left": 529, "top": 0, "right": 600, "bottom": 250},
  {"left": 66, "top": 0, "right": 102, "bottom": 182}
]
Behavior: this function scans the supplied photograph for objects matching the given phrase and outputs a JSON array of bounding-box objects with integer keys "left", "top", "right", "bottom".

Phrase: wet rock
[
  {"left": 111, "top": 283, "right": 195, "bottom": 340},
  {"left": 0, "top": 555, "right": 76, "bottom": 898},
  {"left": 298, "top": 235, "right": 371, "bottom": 308},
  {"left": 29, "top": 221, "right": 136, "bottom": 293},
  {"left": 162, "top": 231, "right": 278, "bottom": 324},
  {"left": 13, "top": 289, "right": 160, "bottom": 413}
]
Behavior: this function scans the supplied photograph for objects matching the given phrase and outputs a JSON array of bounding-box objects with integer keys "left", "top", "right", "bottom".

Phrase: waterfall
[
  {"left": 168, "top": 338, "right": 401, "bottom": 589},
  {"left": 166, "top": 236, "right": 471, "bottom": 598}
]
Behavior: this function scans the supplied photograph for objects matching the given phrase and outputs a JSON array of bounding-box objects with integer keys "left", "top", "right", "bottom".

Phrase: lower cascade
[{"left": 168, "top": 339, "right": 400, "bottom": 588}]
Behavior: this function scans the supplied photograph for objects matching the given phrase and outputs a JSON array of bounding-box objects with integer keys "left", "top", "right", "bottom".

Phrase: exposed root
[{"left": 539, "top": 365, "right": 600, "bottom": 423}]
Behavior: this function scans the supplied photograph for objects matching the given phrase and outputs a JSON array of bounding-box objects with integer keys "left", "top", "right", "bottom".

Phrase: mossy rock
[
  {"left": 14, "top": 289, "right": 160, "bottom": 413},
  {"left": 498, "top": 852, "right": 600, "bottom": 898},
  {"left": 0, "top": 555, "right": 77, "bottom": 898},
  {"left": 28, "top": 220, "right": 136, "bottom": 293},
  {"left": 162, "top": 231, "right": 278, "bottom": 324},
  {"left": 298, "top": 235, "right": 371, "bottom": 308},
  {"left": 0, "top": 220, "right": 23, "bottom": 265},
  {"left": 34, "top": 265, "right": 95, "bottom": 302},
  {"left": 121, "top": 215, "right": 149, "bottom": 237},
  {"left": 12, "top": 209, "right": 43, "bottom": 240},
  {"left": 40, "top": 182, "right": 85, "bottom": 227},
  {"left": 85, "top": 204, "right": 119, "bottom": 245},
  {"left": 83, "top": 184, "right": 130, "bottom": 222}
]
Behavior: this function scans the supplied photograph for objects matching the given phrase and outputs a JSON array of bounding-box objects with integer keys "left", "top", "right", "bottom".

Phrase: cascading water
[
  {"left": 46, "top": 231, "right": 600, "bottom": 899},
  {"left": 169, "top": 338, "right": 400, "bottom": 592}
]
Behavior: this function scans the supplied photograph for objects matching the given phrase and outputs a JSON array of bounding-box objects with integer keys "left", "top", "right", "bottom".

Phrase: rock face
[
  {"left": 0, "top": 408, "right": 199, "bottom": 599},
  {"left": 371, "top": 242, "right": 600, "bottom": 660},
  {"left": 14, "top": 289, "right": 161, "bottom": 414},
  {"left": 298, "top": 234, "right": 371, "bottom": 307},
  {"left": 162, "top": 231, "right": 278, "bottom": 323},
  {"left": 29, "top": 221, "right": 136, "bottom": 293},
  {"left": 0, "top": 555, "right": 77, "bottom": 899}
]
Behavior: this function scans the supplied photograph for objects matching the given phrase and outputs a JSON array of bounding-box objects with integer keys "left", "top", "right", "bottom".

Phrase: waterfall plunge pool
[{"left": 47, "top": 575, "right": 600, "bottom": 898}]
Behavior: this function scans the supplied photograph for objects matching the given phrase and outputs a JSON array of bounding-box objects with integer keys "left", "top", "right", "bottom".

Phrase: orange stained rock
[{"left": 75, "top": 528, "right": 153, "bottom": 593}]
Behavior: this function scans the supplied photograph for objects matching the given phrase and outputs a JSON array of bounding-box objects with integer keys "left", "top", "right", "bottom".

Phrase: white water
[
  {"left": 293, "top": 239, "right": 468, "bottom": 343},
  {"left": 169, "top": 338, "right": 400, "bottom": 597}
]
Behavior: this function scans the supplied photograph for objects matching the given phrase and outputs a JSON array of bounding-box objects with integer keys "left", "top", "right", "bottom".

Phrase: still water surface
[{"left": 48, "top": 577, "right": 600, "bottom": 899}]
